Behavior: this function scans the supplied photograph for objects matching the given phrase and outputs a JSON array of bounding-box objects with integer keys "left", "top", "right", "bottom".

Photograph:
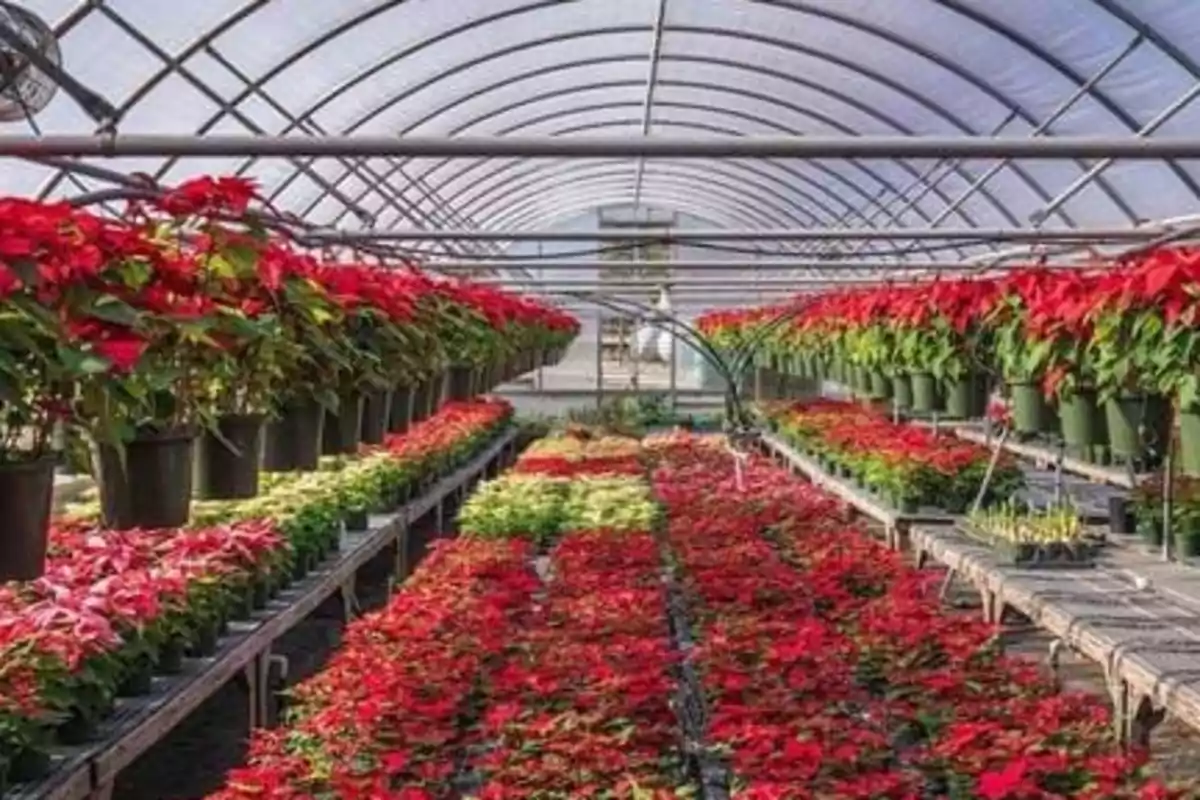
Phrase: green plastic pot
[
  {"left": 1009, "top": 382, "right": 1055, "bottom": 436},
  {"left": 1058, "top": 389, "right": 1108, "bottom": 458},
  {"left": 868, "top": 371, "right": 893, "bottom": 401},
  {"left": 944, "top": 374, "right": 988, "bottom": 419},
  {"left": 1180, "top": 403, "right": 1200, "bottom": 476},
  {"left": 892, "top": 375, "right": 913, "bottom": 410},
  {"left": 1104, "top": 393, "right": 1170, "bottom": 466},
  {"left": 911, "top": 373, "right": 942, "bottom": 413}
]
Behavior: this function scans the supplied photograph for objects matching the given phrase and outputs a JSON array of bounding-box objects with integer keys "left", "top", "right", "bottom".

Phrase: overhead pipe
[{"left": 5, "top": 134, "right": 1200, "bottom": 159}]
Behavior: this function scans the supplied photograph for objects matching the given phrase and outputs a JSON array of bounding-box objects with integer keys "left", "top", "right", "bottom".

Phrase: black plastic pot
[
  {"left": 0, "top": 456, "right": 55, "bottom": 581},
  {"left": 158, "top": 636, "right": 186, "bottom": 674},
  {"left": 7, "top": 746, "right": 51, "bottom": 784},
  {"left": 322, "top": 392, "right": 365, "bottom": 456},
  {"left": 447, "top": 365, "right": 474, "bottom": 402},
  {"left": 409, "top": 380, "right": 429, "bottom": 424},
  {"left": 388, "top": 385, "right": 414, "bottom": 434},
  {"left": 117, "top": 656, "right": 155, "bottom": 697},
  {"left": 361, "top": 390, "right": 391, "bottom": 445},
  {"left": 96, "top": 426, "right": 197, "bottom": 531},
  {"left": 262, "top": 400, "right": 325, "bottom": 472},
  {"left": 195, "top": 414, "right": 265, "bottom": 500}
]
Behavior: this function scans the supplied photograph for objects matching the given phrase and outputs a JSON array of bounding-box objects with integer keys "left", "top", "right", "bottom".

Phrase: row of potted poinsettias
[
  {"left": 647, "top": 436, "right": 1182, "bottom": 798},
  {"left": 209, "top": 436, "right": 688, "bottom": 798},
  {"left": 698, "top": 250, "right": 1200, "bottom": 470},
  {"left": 760, "top": 399, "right": 1025, "bottom": 513},
  {"left": 0, "top": 177, "right": 577, "bottom": 580},
  {"left": 0, "top": 400, "right": 512, "bottom": 790}
]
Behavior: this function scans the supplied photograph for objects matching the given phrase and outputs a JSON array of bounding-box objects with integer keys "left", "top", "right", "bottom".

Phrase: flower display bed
[
  {"left": 203, "top": 429, "right": 1190, "bottom": 799},
  {"left": 762, "top": 399, "right": 1024, "bottom": 515},
  {"left": 646, "top": 436, "right": 1178, "bottom": 798},
  {"left": 0, "top": 400, "right": 515, "bottom": 799}
]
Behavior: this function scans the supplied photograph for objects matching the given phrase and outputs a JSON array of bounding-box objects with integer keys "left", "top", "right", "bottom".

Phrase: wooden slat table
[{"left": 12, "top": 427, "right": 519, "bottom": 800}]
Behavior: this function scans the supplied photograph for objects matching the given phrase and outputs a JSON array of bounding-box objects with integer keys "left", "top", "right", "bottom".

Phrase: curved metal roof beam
[
  {"left": 436, "top": 158, "right": 835, "bottom": 237},
  {"left": 419, "top": 116, "right": 952, "bottom": 259},
  {"left": 456, "top": 161, "right": 824, "bottom": 233},
  {"left": 228, "top": 20, "right": 1060, "bottom": 227},
  {"left": 317, "top": 53, "right": 1017, "bottom": 231},
  {"left": 469, "top": 167, "right": 812, "bottom": 233},
  {"left": 465, "top": 167, "right": 812, "bottom": 234},
  {"left": 487, "top": 178, "right": 798, "bottom": 238},
  {"left": 265, "top": 32, "right": 902, "bottom": 227},
  {"left": 329, "top": 81, "right": 983, "bottom": 233},
  {"left": 291, "top": 78, "right": 985, "bottom": 235},
  {"left": 755, "top": 0, "right": 1158, "bottom": 218}
]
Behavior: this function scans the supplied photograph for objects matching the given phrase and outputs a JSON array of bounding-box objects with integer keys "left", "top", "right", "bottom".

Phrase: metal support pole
[
  {"left": 595, "top": 315, "right": 604, "bottom": 410},
  {"left": 5, "top": 134, "right": 1200, "bottom": 159},
  {"left": 428, "top": 258, "right": 1041, "bottom": 272},
  {"left": 300, "top": 226, "right": 1163, "bottom": 243},
  {"left": 1034, "top": 78, "right": 1200, "bottom": 223},
  {"left": 631, "top": 0, "right": 669, "bottom": 211}
]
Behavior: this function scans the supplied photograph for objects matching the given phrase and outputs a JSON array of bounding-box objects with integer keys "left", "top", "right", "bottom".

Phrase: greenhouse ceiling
[{"left": 6, "top": 0, "right": 1200, "bottom": 281}]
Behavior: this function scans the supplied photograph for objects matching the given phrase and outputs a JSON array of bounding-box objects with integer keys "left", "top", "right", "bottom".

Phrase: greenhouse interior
[{"left": 10, "top": 1, "right": 1200, "bottom": 798}]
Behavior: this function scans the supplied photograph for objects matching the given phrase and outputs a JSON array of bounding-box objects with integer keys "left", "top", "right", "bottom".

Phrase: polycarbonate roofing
[{"left": 8, "top": 0, "right": 1200, "bottom": 252}]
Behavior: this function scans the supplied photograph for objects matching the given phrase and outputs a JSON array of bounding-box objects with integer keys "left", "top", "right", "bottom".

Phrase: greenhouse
[{"left": 7, "top": 1, "right": 1200, "bottom": 798}]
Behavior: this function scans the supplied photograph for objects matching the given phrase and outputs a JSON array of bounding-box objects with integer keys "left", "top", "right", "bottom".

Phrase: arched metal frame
[{"left": 17, "top": 0, "right": 1200, "bottom": 282}]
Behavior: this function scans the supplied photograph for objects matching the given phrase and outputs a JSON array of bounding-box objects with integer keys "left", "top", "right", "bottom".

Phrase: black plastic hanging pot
[
  {"left": 409, "top": 380, "right": 430, "bottom": 424},
  {"left": 447, "top": 365, "right": 474, "bottom": 402},
  {"left": 262, "top": 399, "right": 325, "bottom": 472},
  {"left": 388, "top": 384, "right": 414, "bottom": 434},
  {"left": 361, "top": 389, "right": 391, "bottom": 445},
  {"left": 97, "top": 425, "right": 197, "bottom": 530},
  {"left": 322, "top": 391, "right": 364, "bottom": 455},
  {"left": 0, "top": 455, "right": 56, "bottom": 580},
  {"left": 195, "top": 414, "right": 265, "bottom": 500}
]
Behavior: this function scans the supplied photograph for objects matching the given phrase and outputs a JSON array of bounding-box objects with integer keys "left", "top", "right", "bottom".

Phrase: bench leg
[
  {"left": 339, "top": 575, "right": 359, "bottom": 620},
  {"left": 393, "top": 525, "right": 410, "bottom": 583},
  {"left": 1107, "top": 678, "right": 1165, "bottom": 749}
]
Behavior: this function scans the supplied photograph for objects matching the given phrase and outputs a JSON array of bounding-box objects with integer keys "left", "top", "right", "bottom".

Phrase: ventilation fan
[{"left": 0, "top": 2, "right": 60, "bottom": 123}]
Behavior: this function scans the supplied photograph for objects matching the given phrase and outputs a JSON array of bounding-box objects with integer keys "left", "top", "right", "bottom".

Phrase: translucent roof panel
[{"left": 5, "top": 0, "right": 1200, "bottom": 262}]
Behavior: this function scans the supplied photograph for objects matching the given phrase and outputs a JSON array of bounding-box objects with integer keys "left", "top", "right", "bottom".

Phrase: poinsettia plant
[
  {"left": 1087, "top": 248, "right": 1200, "bottom": 404},
  {"left": 0, "top": 199, "right": 120, "bottom": 462}
]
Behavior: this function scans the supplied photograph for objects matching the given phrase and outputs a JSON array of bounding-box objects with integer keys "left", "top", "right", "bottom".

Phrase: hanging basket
[
  {"left": 388, "top": 384, "right": 414, "bottom": 434},
  {"left": 97, "top": 426, "right": 197, "bottom": 530},
  {"left": 360, "top": 389, "right": 391, "bottom": 445},
  {"left": 0, "top": 455, "right": 56, "bottom": 580},
  {"left": 195, "top": 414, "right": 265, "bottom": 500},
  {"left": 322, "top": 392, "right": 365, "bottom": 456},
  {"left": 262, "top": 400, "right": 324, "bottom": 472}
]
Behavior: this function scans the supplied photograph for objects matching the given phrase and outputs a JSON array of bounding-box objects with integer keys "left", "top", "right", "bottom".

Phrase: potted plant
[
  {"left": 156, "top": 186, "right": 298, "bottom": 499},
  {"left": 260, "top": 252, "right": 348, "bottom": 472},
  {"left": 986, "top": 270, "right": 1060, "bottom": 439},
  {"left": 0, "top": 200, "right": 112, "bottom": 577}
]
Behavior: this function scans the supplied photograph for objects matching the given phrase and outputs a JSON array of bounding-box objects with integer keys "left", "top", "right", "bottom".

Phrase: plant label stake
[
  {"left": 1054, "top": 439, "right": 1066, "bottom": 505},
  {"left": 971, "top": 425, "right": 1011, "bottom": 516}
]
